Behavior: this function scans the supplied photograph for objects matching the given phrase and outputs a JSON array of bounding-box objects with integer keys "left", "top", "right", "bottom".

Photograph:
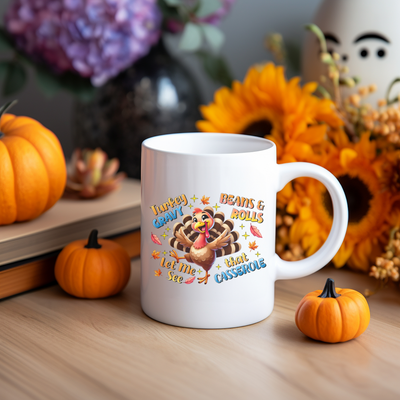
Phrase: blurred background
[{"left": 0, "top": 0, "right": 321, "bottom": 158}]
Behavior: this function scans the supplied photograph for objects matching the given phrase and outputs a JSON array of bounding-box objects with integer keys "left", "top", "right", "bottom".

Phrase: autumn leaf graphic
[
  {"left": 250, "top": 224, "right": 263, "bottom": 238},
  {"left": 184, "top": 276, "right": 196, "bottom": 284},
  {"left": 154, "top": 269, "right": 162, "bottom": 277},
  {"left": 151, "top": 250, "right": 160, "bottom": 259},
  {"left": 248, "top": 241, "right": 258, "bottom": 251},
  {"left": 151, "top": 232, "right": 162, "bottom": 245},
  {"left": 201, "top": 195, "right": 210, "bottom": 205}
]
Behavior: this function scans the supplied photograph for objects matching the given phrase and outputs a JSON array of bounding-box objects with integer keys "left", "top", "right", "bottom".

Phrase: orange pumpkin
[
  {"left": 0, "top": 100, "right": 66, "bottom": 225},
  {"left": 295, "top": 278, "right": 370, "bottom": 343},
  {"left": 55, "top": 229, "right": 131, "bottom": 298}
]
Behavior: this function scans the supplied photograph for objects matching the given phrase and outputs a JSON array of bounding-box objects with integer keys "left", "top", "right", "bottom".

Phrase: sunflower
[
  {"left": 197, "top": 63, "right": 342, "bottom": 162},
  {"left": 287, "top": 130, "right": 391, "bottom": 272},
  {"left": 379, "top": 150, "right": 400, "bottom": 229}
]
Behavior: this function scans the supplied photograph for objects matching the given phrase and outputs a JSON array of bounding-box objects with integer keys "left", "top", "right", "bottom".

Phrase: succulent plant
[{"left": 65, "top": 148, "right": 126, "bottom": 198}]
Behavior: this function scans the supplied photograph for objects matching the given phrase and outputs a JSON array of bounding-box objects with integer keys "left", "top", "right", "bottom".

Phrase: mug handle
[{"left": 274, "top": 162, "right": 348, "bottom": 280}]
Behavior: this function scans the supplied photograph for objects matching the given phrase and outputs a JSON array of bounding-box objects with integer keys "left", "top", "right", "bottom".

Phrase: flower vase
[{"left": 73, "top": 39, "right": 202, "bottom": 179}]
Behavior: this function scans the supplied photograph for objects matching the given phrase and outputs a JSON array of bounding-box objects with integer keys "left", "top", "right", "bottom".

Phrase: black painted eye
[
  {"left": 202, "top": 215, "right": 207, "bottom": 221},
  {"left": 377, "top": 48, "right": 386, "bottom": 58},
  {"left": 193, "top": 217, "right": 197, "bottom": 223},
  {"left": 360, "top": 48, "right": 369, "bottom": 58},
  {"left": 342, "top": 54, "right": 348, "bottom": 61}
]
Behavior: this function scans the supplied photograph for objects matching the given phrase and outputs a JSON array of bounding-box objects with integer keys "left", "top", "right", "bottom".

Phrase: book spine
[{"left": 0, "top": 230, "right": 141, "bottom": 300}]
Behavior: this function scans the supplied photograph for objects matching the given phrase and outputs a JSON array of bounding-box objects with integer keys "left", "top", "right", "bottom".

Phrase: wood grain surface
[{"left": 1, "top": 259, "right": 399, "bottom": 400}]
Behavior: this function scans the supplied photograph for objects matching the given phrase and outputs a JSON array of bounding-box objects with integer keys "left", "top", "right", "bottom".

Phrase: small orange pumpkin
[
  {"left": 0, "top": 100, "right": 67, "bottom": 225},
  {"left": 295, "top": 278, "right": 370, "bottom": 343},
  {"left": 55, "top": 229, "right": 131, "bottom": 298}
]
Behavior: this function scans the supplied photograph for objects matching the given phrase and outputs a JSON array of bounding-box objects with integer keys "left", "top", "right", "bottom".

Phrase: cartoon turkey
[{"left": 169, "top": 206, "right": 241, "bottom": 284}]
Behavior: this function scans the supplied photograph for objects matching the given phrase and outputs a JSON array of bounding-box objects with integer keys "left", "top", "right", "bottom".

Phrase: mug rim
[{"left": 142, "top": 132, "right": 275, "bottom": 156}]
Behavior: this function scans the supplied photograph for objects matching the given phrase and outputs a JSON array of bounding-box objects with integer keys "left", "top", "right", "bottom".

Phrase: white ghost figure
[{"left": 302, "top": 0, "right": 400, "bottom": 106}]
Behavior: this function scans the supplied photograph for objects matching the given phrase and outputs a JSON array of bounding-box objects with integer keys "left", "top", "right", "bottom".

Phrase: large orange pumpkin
[
  {"left": 0, "top": 101, "right": 67, "bottom": 225},
  {"left": 55, "top": 229, "right": 131, "bottom": 298},
  {"left": 295, "top": 278, "right": 370, "bottom": 343}
]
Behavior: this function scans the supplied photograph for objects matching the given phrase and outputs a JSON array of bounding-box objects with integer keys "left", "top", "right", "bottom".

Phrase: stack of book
[{"left": 0, "top": 179, "right": 141, "bottom": 299}]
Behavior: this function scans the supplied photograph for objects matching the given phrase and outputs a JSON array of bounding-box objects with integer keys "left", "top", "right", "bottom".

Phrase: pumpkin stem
[
  {"left": 318, "top": 278, "right": 341, "bottom": 298},
  {"left": 85, "top": 229, "right": 102, "bottom": 249}
]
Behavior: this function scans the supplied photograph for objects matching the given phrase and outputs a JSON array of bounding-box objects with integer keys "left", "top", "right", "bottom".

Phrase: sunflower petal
[
  {"left": 340, "top": 148, "right": 358, "bottom": 169},
  {"left": 295, "top": 124, "right": 327, "bottom": 145},
  {"left": 357, "top": 132, "right": 375, "bottom": 160},
  {"left": 348, "top": 239, "right": 373, "bottom": 272},
  {"left": 302, "top": 234, "right": 322, "bottom": 255},
  {"left": 332, "top": 240, "right": 354, "bottom": 268},
  {"left": 196, "top": 120, "right": 218, "bottom": 132}
]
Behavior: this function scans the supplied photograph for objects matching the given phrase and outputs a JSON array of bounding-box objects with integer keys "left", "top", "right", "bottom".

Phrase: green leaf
[
  {"left": 157, "top": 0, "right": 180, "bottom": 20},
  {"left": 35, "top": 66, "right": 61, "bottom": 97},
  {"left": 0, "top": 61, "right": 9, "bottom": 81},
  {"left": 0, "top": 28, "right": 14, "bottom": 52},
  {"left": 17, "top": 53, "right": 36, "bottom": 68},
  {"left": 386, "top": 77, "right": 400, "bottom": 105},
  {"left": 285, "top": 41, "right": 301, "bottom": 74},
  {"left": 57, "top": 71, "right": 97, "bottom": 102},
  {"left": 316, "top": 85, "right": 331, "bottom": 100},
  {"left": 196, "top": 0, "right": 222, "bottom": 18},
  {"left": 305, "top": 24, "right": 327, "bottom": 53},
  {"left": 163, "top": 0, "right": 181, "bottom": 6},
  {"left": 0, "top": 100, "right": 18, "bottom": 119},
  {"left": 2, "top": 61, "right": 27, "bottom": 96},
  {"left": 200, "top": 24, "right": 224, "bottom": 51},
  {"left": 196, "top": 51, "right": 233, "bottom": 87},
  {"left": 179, "top": 22, "right": 202, "bottom": 52}
]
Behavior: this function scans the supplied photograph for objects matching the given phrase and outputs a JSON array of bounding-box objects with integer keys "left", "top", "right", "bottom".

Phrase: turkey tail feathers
[
  {"left": 170, "top": 209, "right": 241, "bottom": 258},
  {"left": 172, "top": 218, "right": 198, "bottom": 245},
  {"left": 182, "top": 215, "right": 192, "bottom": 228},
  {"left": 203, "top": 206, "right": 214, "bottom": 217},
  {"left": 169, "top": 237, "right": 190, "bottom": 253},
  {"left": 229, "top": 231, "right": 240, "bottom": 243},
  {"left": 172, "top": 222, "right": 184, "bottom": 236},
  {"left": 213, "top": 212, "right": 225, "bottom": 227},
  {"left": 216, "top": 242, "right": 241, "bottom": 258},
  {"left": 222, "top": 219, "right": 234, "bottom": 232}
]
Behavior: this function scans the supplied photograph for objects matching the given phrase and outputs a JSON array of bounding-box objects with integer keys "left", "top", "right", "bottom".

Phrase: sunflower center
[
  {"left": 242, "top": 120, "right": 272, "bottom": 137},
  {"left": 323, "top": 174, "right": 373, "bottom": 224}
]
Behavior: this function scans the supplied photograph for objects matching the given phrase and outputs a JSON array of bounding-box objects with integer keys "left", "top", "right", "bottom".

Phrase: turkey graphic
[{"left": 169, "top": 206, "right": 241, "bottom": 284}]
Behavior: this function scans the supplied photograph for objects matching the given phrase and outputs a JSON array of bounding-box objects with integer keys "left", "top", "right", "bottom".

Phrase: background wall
[{"left": 0, "top": 0, "right": 321, "bottom": 159}]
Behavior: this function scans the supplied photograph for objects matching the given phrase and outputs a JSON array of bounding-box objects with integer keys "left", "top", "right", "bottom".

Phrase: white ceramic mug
[{"left": 141, "top": 133, "right": 348, "bottom": 329}]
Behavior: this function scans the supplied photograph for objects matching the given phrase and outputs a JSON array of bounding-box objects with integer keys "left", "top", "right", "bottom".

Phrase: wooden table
[{"left": 1, "top": 259, "right": 399, "bottom": 400}]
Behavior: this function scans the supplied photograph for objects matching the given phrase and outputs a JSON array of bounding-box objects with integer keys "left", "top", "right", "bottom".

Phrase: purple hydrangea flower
[{"left": 5, "top": 0, "right": 162, "bottom": 86}]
